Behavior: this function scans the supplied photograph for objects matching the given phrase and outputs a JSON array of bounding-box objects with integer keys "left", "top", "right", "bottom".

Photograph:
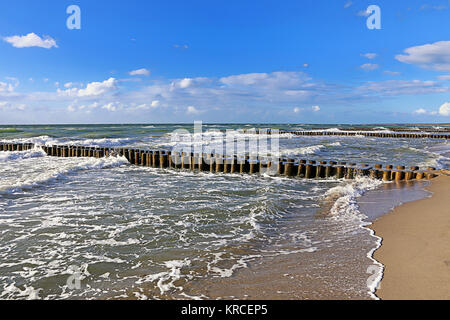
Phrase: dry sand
[{"left": 370, "top": 172, "right": 450, "bottom": 300}]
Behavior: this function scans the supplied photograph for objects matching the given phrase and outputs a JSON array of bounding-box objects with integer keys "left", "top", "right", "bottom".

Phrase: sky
[{"left": 0, "top": 0, "right": 449, "bottom": 124}]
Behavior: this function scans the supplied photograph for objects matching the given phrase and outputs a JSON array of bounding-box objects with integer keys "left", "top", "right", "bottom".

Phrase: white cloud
[
  {"left": 187, "top": 106, "right": 202, "bottom": 114},
  {"left": 344, "top": 1, "right": 353, "bottom": 9},
  {"left": 437, "top": 75, "right": 450, "bottom": 80},
  {"left": 3, "top": 33, "right": 58, "bottom": 49},
  {"left": 361, "top": 53, "right": 377, "bottom": 59},
  {"left": 102, "top": 102, "right": 118, "bottom": 112},
  {"left": 129, "top": 68, "right": 150, "bottom": 76},
  {"left": 312, "top": 105, "right": 320, "bottom": 112},
  {"left": 220, "top": 71, "right": 312, "bottom": 89},
  {"left": 413, "top": 108, "right": 427, "bottom": 114},
  {"left": 151, "top": 100, "right": 160, "bottom": 107},
  {"left": 293, "top": 107, "right": 301, "bottom": 113},
  {"left": 0, "top": 101, "right": 25, "bottom": 110},
  {"left": 439, "top": 102, "right": 450, "bottom": 116},
  {"left": 179, "top": 78, "right": 194, "bottom": 88},
  {"left": 357, "top": 79, "right": 450, "bottom": 96},
  {"left": 360, "top": 63, "right": 379, "bottom": 71},
  {"left": 58, "top": 78, "right": 117, "bottom": 97},
  {"left": 64, "top": 82, "right": 74, "bottom": 88},
  {"left": 396, "top": 41, "right": 450, "bottom": 72}
]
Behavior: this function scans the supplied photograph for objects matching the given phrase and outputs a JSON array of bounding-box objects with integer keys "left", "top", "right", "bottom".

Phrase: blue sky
[{"left": 0, "top": 0, "right": 449, "bottom": 124}]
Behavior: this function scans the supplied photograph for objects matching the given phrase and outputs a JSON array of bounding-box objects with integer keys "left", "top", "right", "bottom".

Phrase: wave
[
  {"left": 324, "top": 176, "right": 384, "bottom": 299},
  {"left": 0, "top": 156, "right": 129, "bottom": 195},
  {"left": 0, "top": 147, "right": 46, "bottom": 162},
  {"left": 3, "top": 135, "right": 141, "bottom": 148}
]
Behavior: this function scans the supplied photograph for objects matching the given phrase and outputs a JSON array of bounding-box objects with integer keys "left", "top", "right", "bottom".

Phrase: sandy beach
[{"left": 370, "top": 171, "right": 450, "bottom": 300}]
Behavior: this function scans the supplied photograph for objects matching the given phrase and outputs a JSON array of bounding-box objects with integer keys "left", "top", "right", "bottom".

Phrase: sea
[{"left": 0, "top": 123, "right": 449, "bottom": 300}]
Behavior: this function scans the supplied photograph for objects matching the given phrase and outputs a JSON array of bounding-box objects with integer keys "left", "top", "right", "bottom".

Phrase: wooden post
[{"left": 297, "top": 160, "right": 306, "bottom": 177}]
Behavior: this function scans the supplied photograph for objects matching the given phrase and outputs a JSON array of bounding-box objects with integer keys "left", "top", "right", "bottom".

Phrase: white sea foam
[
  {"left": 0, "top": 147, "right": 46, "bottom": 162},
  {"left": 325, "top": 176, "right": 384, "bottom": 299},
  {"left": 0, "top": 156, "right": 129, "bottom": 195}
]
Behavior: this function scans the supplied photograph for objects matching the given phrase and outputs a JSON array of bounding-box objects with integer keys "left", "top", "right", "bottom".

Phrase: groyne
[{"left": 0, "top": 142, "right": 439, "bottom": 181}]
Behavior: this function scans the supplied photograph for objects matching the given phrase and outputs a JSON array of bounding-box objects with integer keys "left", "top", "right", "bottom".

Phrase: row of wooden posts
[
  {"left": 243, "top": 129, "right": 449, "bottom": 139},
  {"left": 0, "top": 142, "right": 438, "bottom": 181}
]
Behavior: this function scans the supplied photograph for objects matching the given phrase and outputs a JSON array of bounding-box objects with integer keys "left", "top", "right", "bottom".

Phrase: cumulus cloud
[
  {"left": 412, "top": 103, "right": 450, "bottom": 116},
  {"left": 361, "top": 53, "right": 377, "bottom": 59},
  {"left": 3, "top": 33, "right": 58, "bottom": 49},
  {"left": 360, "top": 63, "right": 379, "bottom": 71},
  {"left": 293, "top": 107, "right": 301, "bottom": 113},
  {"left": 58, "top": 78, "right": 117, "bottom": 97},
  {"left": 312, "top": 105, "right": 320, "bottom": 112},
  {"left": 129, "top": 68, "right": 150, "bottom": 76},
  {"left": 396, "top": 41, "right": 450, "bottom": 72},
  {"left": 440, "top": 102, "right": 450, "bottom": 116}
]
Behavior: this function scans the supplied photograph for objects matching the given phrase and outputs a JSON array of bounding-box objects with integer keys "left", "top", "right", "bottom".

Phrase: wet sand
[{"left": 370, "top": 172, "right": 450, "bottom": 300}]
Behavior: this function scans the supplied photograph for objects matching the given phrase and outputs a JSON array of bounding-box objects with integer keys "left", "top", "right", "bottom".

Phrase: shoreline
[{"left": 369, "top": 171, "right": 450, "bottom": 300}]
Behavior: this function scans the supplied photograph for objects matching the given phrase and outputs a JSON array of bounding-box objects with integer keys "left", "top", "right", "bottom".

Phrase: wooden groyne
[
  {"left": 0, "top": 142, "right": 439, "bottom": 181},
  {"left": 244, "top": 129, "right": 449, "bottom": 139}
]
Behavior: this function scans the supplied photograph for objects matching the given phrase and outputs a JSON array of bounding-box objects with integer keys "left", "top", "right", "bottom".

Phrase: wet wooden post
[
  {"left": 229, "top": 157, "right": 238, "bottom": 174},
  {"left": 197, "top": 153, "right": 206, "bottom": 171},
  {"left": 370, "top": 164, "right": 383, "bottom": 179},
  {"left": 336, "top": 162, "right": 346, "bottom": 179},
  {"left": 284, "top": 161, "right": 294, "bottom": 177},
  {"left": 316, "top": 161, "right": 327, "bottom": 178},
  {"left": 358, "top": 164, "right": 370, "bottom": 177},
  {"left": 415, "top": 172, "right": 424, "bottom": 180},
  {"left": 133, "top": 149, "right": 140, "bottom": 165},
  {"left": 383, "top": 165, "right": 393, "bottom": 181},
  {"left": 325, "top": 161, "right": 336, "bottom": 178},
  {"left": 171, "top": 152, "right": 181, "bottom": 169},
  {"left": 239, "top": 158, "right": 249, "bottom": 174},
  {"left": 395, "top": 165, "right": 405, "bottom": 181},
  {"left": 406, "top": 166, "right": 418, "bottom": 180},
  {"left": 121, "top": 148, "right": 128, "bottom": 162},
  {"left": 426, "top": 172, "right": 437, "bottom": 180},
  {"left": 297, "top": 160, "right": 306, "bottom": 177},
  {"left": 215, "top": 156, "right": 224, "bottom": 173},
  {"left": 160, "top": 151, "right": 168, "bottom": 168},
  {"left": 223, "top": 157, "right": 232, "bottom": 173},
  {"left": 152, "top": 150, "right": 160, "bottom": 168},
  {"left": 209, "top": 156, "right": 216, "bottom": 173},
  {"left": 305, "top": 160, "right": 316, "bottom": 179},
  {"left": 345, "top": 163, "right": 356, "bottom": 179},
  {"left": 249, "top": 160, "right": 259, "bottom": 174},
  {"left": 145, "top": 151, "right": 152, "bottom": 167},
  {"left": 182, "top": 154, "right": 190, "bottom": 170}
]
